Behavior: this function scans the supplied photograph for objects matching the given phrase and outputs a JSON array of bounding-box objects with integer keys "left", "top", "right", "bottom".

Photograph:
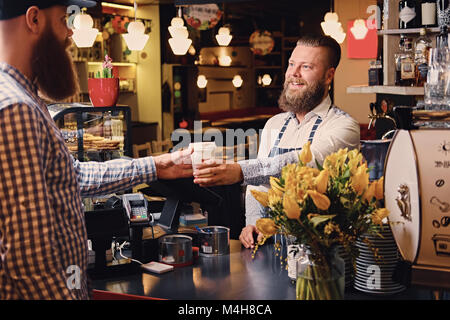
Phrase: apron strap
[{"left": 268, "top": 115, "right": 323, "bottom": 158}]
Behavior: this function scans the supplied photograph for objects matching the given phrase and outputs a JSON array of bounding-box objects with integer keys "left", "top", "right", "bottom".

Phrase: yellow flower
[
  {"left": 283, "top": 193, "right": 301, "bottom": 219},
  {"left": 250, "top": 190, "right": 269, "bottom": 207},
  {"left": 307, "top": 190, "right": 331, "bottom": 211},
  {"left": 363, "top": 181, "right": 376, "bottom": 202},
  {"left": 270, "top": 177, "right": 284, "bottom": 191},
  {"left": 351, "top": 163, "right": 369, "bottom": 196},
  {"left": 374, "top": 177, "right": 384, "bottom": 200},
  {"left": 371, "top": 208, "right": 390, "bottom": 225},
  {"left": 256, "top": 218, "right": 278, "bottom": 237},
  {"left": 314, "top": 169, "right": 329, "bottom": 194},
  {"left": 268, "top": 188, "right": 282, "bottom": 206},
  {"left": 299, "top": 141, "right": 312, "bottom": 164}
]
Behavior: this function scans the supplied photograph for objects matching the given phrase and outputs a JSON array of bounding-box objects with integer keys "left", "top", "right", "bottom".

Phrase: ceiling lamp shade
[
  {"left": 218, "top": 55, "right": 232, "bottom": 66},
  {"left": 123, "top": 21, "right": 149, "bottom": 50},
  {"left": 122, "top": 1, "right": 149, "bottom": 51},
  {"left": 168, "top": 8, "right": 192, "bottom": 56},
  {"left": 321, "top": 12, "right": 341, "bottom": 36},
  {"left": 71, "top": 12, "right": 98, "bottom": 48},
  {"left": 320, "top": 11, "right": 346, "bottom": 44},
  {"left": 232, "top": 75, "right": 243, "bottom": 88},
  {"left": 261, "top": 74, "right": 272, "bottom": 86},
  {"left": 197, "top": 75, "right": 208, "bottom": 88},
  {"left": 350, "top": 19, "right": 368, "bottom": 40},
  {"left": 216, "top": 26, "right": 233, "bottom": 46}
]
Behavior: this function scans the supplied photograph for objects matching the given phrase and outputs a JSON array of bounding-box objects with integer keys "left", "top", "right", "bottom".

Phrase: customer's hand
[
  {"left": 193, "top": 160, "right": 244, "bottom": 187},
  {"left": 153, "top": 148, "right": 193, "bottom": 180},
  {"left": 239, "top": 225, "right": 264, "bottom": 249}
]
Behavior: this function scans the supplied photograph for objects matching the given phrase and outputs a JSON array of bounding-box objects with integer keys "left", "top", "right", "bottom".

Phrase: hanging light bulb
[
  {"left": 321, "top": 12, "right": 341, "bottom": 36},
  {"left": 320, "top": 11, "right": 346, "bottom": 44},
  {"left": 218, "top": 55, "right": 232, "bottom": 66},
  {"left": 71, "top": 9, "right": 98, "bottom": 48},
  {"left": 122, "top": 1, "right": 149, "bottom": 51},
  {"left": 350, "top": 19, "right": 368, "bottom": 40},
  {"left": 216, "top": 26, "right": 233, "bottom": 46},
  {"left": 168, "top": 7, "right": 192, "bottom": 55},
  {"left": 197, "top": 75, "right": 208, "bottom": 88},
  {"left": 261, "top": 74, "right": 272, "bottom": 86},
  {"left": 232, "top": 75, "right": 243, "bottom": 88}
]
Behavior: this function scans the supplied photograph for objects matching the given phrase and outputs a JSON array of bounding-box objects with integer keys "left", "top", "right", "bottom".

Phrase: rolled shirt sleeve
[{"left": 73, "top": 156, "right": 158, "bottom": 197}]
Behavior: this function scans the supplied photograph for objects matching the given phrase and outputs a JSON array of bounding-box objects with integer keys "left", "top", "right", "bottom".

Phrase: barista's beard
[
  {"left": 31, "top": 25, "right": 79, "bottom": 102},
  {"left": 278, "top": 78, "right": 327, "bottom": 115}
]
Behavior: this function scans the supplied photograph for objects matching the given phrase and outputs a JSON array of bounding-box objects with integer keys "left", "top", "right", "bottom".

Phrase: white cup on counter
[{"left": 189, "top": 142, "right": 217, "bottom": 177}]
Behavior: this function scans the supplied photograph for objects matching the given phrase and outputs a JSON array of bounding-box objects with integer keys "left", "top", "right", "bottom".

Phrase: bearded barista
[{"left": 193, "top": 35, "right": 360, "bottom": 249}]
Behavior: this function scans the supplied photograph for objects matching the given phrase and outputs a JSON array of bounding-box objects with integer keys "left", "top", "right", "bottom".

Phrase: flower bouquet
[
  {"left": 251, "top": 141, "right": 389, "bottom": 300},
  {"left": 88, "top": 54, "right": 119, "bottom": 107}
]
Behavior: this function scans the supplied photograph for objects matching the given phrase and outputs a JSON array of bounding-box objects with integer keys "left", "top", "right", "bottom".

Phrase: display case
[{"left": 49, "top": 103, "right": 132, "bottom": 161}]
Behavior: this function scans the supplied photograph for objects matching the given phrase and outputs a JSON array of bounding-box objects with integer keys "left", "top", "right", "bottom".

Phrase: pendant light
[
  {"left": 321, "top": 12, "right": 346, "bottom": 44},
  {"left": 71, "top": 8, "right": 98, "bottom": 48},
  {"left": 197, "top": 75, "right": 208, "bottom": 88},
  {"left": 122, "top": 1, "right": 150, "bottom": 51},
  {"left": 216, "top": 26, "right": 233, "bottom": 46},
  {"left": 320, "top": 0, "right": 346, "bottom": 44},
  {"left": 168, "top": 7, "right": 192, "bottom": 55},
  {"left": 232, "top": 75, "right": 243, "bottom": 88},
  {"left": 261, "top": 74, "right": 272, "bottom": 86}
]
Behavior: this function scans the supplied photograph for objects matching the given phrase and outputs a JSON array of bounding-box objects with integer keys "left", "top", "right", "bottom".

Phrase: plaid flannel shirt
[{"left": 0, "top": 63, "right": 157, "bottom": 299}]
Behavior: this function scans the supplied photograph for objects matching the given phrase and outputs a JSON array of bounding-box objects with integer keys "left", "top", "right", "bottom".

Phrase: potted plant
[{"left": 88, "top": 54, "right": 119, "bottom": 107}]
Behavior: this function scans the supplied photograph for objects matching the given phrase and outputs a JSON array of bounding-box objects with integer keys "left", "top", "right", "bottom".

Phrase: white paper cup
[{"left": 190, "top": 142, "right": 217, "bottom": 177}]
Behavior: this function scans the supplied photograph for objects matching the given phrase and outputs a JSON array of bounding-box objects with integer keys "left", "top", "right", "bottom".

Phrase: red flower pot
[{"left": 88, "top": 78, "right": 119, "bottom": 107}]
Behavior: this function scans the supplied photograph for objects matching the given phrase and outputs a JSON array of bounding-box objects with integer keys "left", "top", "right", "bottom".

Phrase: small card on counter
[{"left": 141, "top": 261, "right": 174, "bottom": 274}]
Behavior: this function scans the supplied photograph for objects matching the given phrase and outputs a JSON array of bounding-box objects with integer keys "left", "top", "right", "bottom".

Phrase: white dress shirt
[{"left": 243, "top": 95, "right": 360, "bottom": 226}]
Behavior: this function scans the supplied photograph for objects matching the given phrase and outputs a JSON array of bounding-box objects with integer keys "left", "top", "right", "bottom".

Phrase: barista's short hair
[{"left": 296, "top": 34, "right": 341, "bottom": 69}]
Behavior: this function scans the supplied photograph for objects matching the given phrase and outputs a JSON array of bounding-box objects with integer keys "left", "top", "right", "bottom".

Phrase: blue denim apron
[
  {"left": 265, "top": 114, "right": 323, "bottom": 250},
  {"left": 267, "top": 115, "right": 323, "bottom": 157}
]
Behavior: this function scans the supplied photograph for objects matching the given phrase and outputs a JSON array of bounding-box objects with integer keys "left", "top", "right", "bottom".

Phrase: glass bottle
[
  {"left": 414, "top": 28, "right": 432, "bottom": 86},
  {"left": 437, "top": 0, "right": 450, "bottom": 27},
  {"left": 395, "top": 35, "right": 407, "bottom": 86},
  {"left": 421, "top": 1, "right": 437, "bottom": 26},
  {"left": 436, "top": 25, "right": 449, "bottom": 49},
  {"left": 400, "top": 36, "right": 416, "bottom": 86},
  {"left": 399, "top": 0, "right": 418, "bottom": 29}
]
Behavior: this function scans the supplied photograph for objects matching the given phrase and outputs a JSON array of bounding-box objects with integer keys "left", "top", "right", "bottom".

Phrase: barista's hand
[
  {"left": 154, "top": 148, "right": 193, "bottom": 180},
  {"left": 239, "top": 225, "right": 264, "bottom": 249},
  {"left": 193, "top": 160, "right": 244, "bottom": 187}
]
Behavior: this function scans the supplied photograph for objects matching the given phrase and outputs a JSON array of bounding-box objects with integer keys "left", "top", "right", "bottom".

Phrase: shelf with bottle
[
  {"left": 378, "top": 26, "right": 441, "bottom": 35},
  {"left": 347, "top": 0, "right": 449, "bottom": 96},
  {"left": 346, "top": 85, "right": 424, "bottom": 95}
]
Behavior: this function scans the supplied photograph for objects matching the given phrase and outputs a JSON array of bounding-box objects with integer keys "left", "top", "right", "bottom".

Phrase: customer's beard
[
  {"left": 31, "top": 25, "right": 79, "bottom": 102},
  {"left": 278, "top": 78, "right": 327, "bottom": 115}
]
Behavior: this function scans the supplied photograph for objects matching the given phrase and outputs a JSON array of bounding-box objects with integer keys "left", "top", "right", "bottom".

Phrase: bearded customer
[
  {"left": 193, "top": 34, "right": 360, "bottom": 248},
  {"left": 0, "top": 1, "right": 192, "bottom": 299}
]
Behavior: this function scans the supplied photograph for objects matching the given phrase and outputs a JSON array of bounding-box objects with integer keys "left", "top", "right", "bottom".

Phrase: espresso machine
[{"left": 384, "top": 106, "right": 450, "bottom": 290}]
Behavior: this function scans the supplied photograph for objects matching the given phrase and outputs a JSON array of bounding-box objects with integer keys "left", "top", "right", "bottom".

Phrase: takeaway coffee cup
[{"left": 189, "top": 142, "right": 217, "bottom": 177}]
